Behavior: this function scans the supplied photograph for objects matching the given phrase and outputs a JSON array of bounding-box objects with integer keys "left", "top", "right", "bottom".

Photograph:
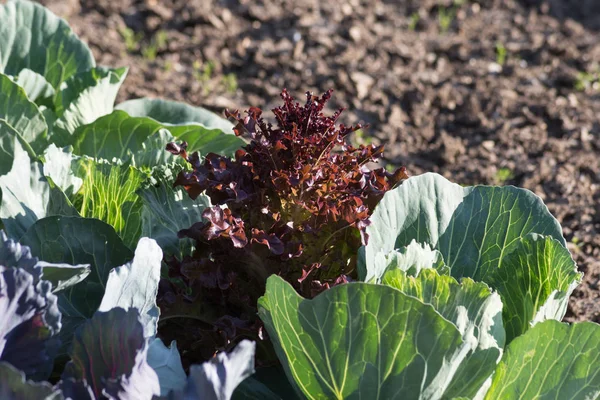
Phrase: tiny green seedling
[
  {"left": 119, "top": 26, "right": 143, "bottom": 53},
  {"left": 142, "top": 30, "right": 168, "bottom": 61},
  {"left": 495, "top": 167, "right": 514, "bottom": 184},
  {"left": 495, "top": 42, "right": 507, "bottom": 66},
  {"left": 438, "top": 7, "right": 455, "bottom": 33},
  {"left": 193, "top": 60, "right": 216, "bottom": 95},
  {"left": 408, "top": 12, "right": 420, "bottom": 31},
  {"left": 193, "top": 60, "right": 215, "bottom": 83},
  {"left": 353, "top": 128, "right": 373, "bottom": 146},
  {"left": 222, "top": 73, "right": 238, "bottom": 93},
  {"left": 385, "top": 163, "right": 397, "bottom": 173},
  {"left": 575, "top": 70, "right": 600, "bottom": 91}
]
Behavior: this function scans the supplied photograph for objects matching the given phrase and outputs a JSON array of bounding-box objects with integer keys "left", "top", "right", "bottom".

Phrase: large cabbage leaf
[
  {"left": 147, "top": 339, "right": 187, "bottom": 397},
  {"left": 485, "top": 320, "right": 600, "bottom": 399},
  {"left": 155, "top": 340, "right": 256, "bottom": 400},
  {"left": 11, "top": 68, "right": 55, "bottom": 105},
  {"left": 0, "top": 362, "right": 61, "bottom": 400},
  {"left": 1, "top": 230, "right": 89, "bottom": 293},
  {"left": 116, "top": 98, "right": 234, "bottom": 132},
  {"left": 0, "top": 265, "right": 61, "bottom": 381},
  {"left": 0, "top": 0, "right": 95, "bottom": 89},
  {"left": 20, "top": 216, "right": 133, "bottom": 359},
  {"left": 51, "top": 67, "right": 128, "bottom": 146},
  {"left": 367, "top": 240, "right": 447, "bottom": 283},
  {"left": 483, "top": 234, "right": 580, "bottom": 342},
  {"left": 0, "top": 73, "right": 47, "bottom": 153},
  {"left": 361, "top": 173, "right": 581, "bottom": 342},
  {"left": 61, "top": 307, "right": 160, "bottom": 399},
  {"left": 258, "top": 275, "right": 471, "bottom": 400},
  {"left": 0, "top": 128, "right": 77, "bottom": 239},
  {"left": 98, "top": 237, "right": 162, "bottom": 337},
  {"left": 70, "top": 109, "right": 245, "bottom": 168},
  {"left": 70, "top": 110, "right": 170, "bottom": 168},
  {"left": 182, "top": 340, "right": 255, "bottom": 400},
  {"left": 137, "top": 164, "right": 211, "bottom": 257},
  {"left": 382, "top": 268, "right": 504, "bottom": 399},
  {"left": 116, "top": 98, "right": 246, "bottom": 157},
  {"left": 40, "top": 144, "right": 83, "bottom": 199}
]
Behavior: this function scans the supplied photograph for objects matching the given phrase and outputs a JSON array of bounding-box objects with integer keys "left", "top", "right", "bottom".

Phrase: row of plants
[{"left": 1, "top": 1, "right": 599, "bottom": 399}]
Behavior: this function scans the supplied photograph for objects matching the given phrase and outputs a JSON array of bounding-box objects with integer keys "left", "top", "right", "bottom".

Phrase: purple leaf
[
  {"left": 62, "top": 308, "right": 160, "bottom": 399},
  {"left": 0, "top": 266, "right": 61, "bottom": 381}
]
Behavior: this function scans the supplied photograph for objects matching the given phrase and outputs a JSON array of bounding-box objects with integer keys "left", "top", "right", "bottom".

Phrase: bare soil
[{"left": 37, "top": 0, "right": 600, "bottom": 323}]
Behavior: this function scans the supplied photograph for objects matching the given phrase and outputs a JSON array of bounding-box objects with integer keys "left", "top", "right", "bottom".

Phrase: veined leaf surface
[
  {"left": 361, "top": 173, "right": 580, "bottom": 342},
  {"left": 383, "top": 268, "right": 504, "bottom": 399},
  {"left": 258, "top": 275, "right": 471, "bottom": 400},
  {"left": 485, "top": 320, "right": 600, "bottom": 400},
  {"left": 0, "top": 0, "right": 95, "bottom": 89}
]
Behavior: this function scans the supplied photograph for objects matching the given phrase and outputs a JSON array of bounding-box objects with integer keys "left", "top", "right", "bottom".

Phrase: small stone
[
  {"left": 482, "top": 140, "right": 495, "bottom": 151},
  {"left": 488, "top": 62, "right": 502, "bottom": 74},
  {"left": 351, "top": 72, "right": 375, "bottom": 100},
  {"left": 349, "top": 26, "right": 362, "bottom": 42}
]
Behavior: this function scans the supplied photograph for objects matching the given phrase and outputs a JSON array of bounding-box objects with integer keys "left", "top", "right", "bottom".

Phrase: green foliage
[
  {"left": 486, "top": 320, "right": 600, "bottom": 399},
  {"left": 73, "top": 159, "right": 147, "bottom": 248},
  {"left": 259, "top": 275, "right": 469, "bottom": 399},
  {"left": 0, "top": 0, "right": 95, "bottom": 88},
  {"left": 222, "top": 72, "right": 239, "bottom": 93}
]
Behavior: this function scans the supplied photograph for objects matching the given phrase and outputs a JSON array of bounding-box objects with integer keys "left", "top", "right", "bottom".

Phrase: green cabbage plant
[{"left": 257, "top": 174, "right": 598, "bottom": 399}]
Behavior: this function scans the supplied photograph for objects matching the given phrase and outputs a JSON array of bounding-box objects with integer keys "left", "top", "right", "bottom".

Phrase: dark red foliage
[{"left": 158, "top": 90, "right": 408, "bottom": 365}]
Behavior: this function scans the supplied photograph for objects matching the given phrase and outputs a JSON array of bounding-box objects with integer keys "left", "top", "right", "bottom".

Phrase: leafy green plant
[
  {"left": 256, "top": 174, "right": 596, "bottom": 399},
  {"left": 0, "top": 0, "right": 245, "bottom": 251}
]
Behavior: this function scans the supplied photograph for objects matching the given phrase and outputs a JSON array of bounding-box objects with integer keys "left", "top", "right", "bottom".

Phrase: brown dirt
[{"left": 36, "top": 0, "right": 600, "bottom": 323}]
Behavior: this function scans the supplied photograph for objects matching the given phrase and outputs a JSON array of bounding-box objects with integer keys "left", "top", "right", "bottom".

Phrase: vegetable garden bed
[{"left": 1, "top": 1, "right": 600, "bottom": 399}]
